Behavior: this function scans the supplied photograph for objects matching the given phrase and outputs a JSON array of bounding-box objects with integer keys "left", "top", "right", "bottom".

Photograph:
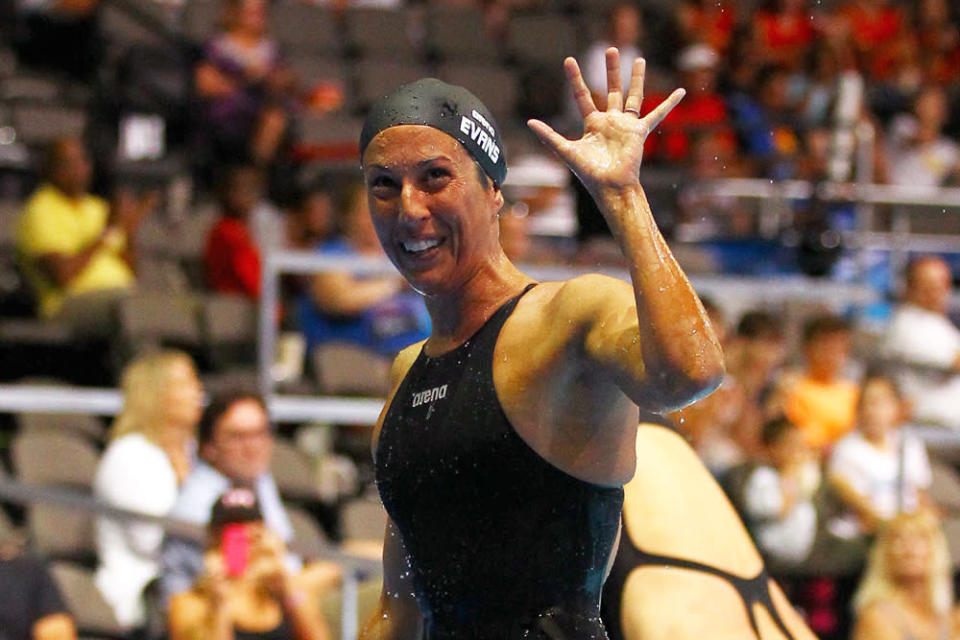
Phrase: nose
[{"left": 400, "top": 180, "right": 430, "bottom": 224}]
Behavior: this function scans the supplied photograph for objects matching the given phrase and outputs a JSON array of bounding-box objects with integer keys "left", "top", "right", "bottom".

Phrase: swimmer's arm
[
  {"left": 528, "top": 50, "right": 723, "bottom": 411},
  {"left": 359, "top": 519, "right": 422, "bottom": 640},
  {"left": 310, "top": 272, "right": 403, "bottom": 316},
  {"left": 553, "top": 272, "right": 723, "bottom": 412}
]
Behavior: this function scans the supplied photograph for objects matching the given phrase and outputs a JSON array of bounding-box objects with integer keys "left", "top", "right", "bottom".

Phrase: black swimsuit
[
  {"left": 375, "top": 284, "right": 623, "bottom": 639},
  {"left": 601, "top": 512, "right": 796, "bottom": 640}
]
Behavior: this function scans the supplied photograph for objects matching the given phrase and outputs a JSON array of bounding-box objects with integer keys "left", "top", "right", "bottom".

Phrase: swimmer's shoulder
[
  {"left": 389, "top": 340, "right": 426, "bottom": 389},
  {"left": 523, "top": 274, "right": 633, "bottom": 322}
]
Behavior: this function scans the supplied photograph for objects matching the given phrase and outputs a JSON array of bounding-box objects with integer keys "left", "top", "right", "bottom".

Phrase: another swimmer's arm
[
  {"left": 528, "top": 49, "right": 723, "bottom": 411},
  {"left": 359, "top": 519, "right": 422, "bottom": 640}
]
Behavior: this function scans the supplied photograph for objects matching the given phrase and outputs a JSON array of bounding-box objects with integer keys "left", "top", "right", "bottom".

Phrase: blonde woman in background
[
  {"left": 94, "top": 350, "right": 204, "bottom": 628},
  {"left": 852, "top": 511, "right": 960, "bottom": 640}
]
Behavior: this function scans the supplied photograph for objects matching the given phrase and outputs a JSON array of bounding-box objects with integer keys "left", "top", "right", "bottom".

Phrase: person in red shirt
[
  {"left": 644, "top": 44, "right": 734, "bottom": 163},
  {"left": 204, "top": 165, "right": 265, "bottom": 299},
  {"left": 753, "top": 0, "right": 818, "bottom": 70},
  {"left": 914, "top": 0, "right": 960, "bottom": 86},
  {"left": 674, "top": 0, "right": 737, "bottom": 56},
  {"left": 827, "top": 0, "right": 905, "bottom": 81}
]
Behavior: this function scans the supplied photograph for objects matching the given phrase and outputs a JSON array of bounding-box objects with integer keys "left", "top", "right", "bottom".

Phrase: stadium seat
[
  {"left": 119, "top": 292, "right": 202, "bottom": 353},
  {"left": 271, "top": 3, "right": 342, "bottom": 56},
  {"left": 311, "top": 342, "right": 391, "bottom": 397},
  {"left": 943, "top": 515, "right": 960, "bottom": 569},
  {"left": 30, "top": 503, "right": 97, "bottom": 562},
  {"left": 0, "top": 73, "right": 61, "bottom": 102},
  {"left": 11, "top": 103, "right": 86, "bottom": 145},
  {"left": 287, "top": 54, "right": 349, "bottom": 93},
  {"left": 436, "top": 62, "right": 519, "bottom": 124},
  {"left": 201, "top": 369, "right": 261, "bottom": 397},
  {"left": 182, "top": 0, "right": 219, "bottom": 43},
  {"left": 340, "top": 497, "right": 388, "bottom": 543},
  {"left": 0, "top": 48, "right": 16, "bottom": 79},
  {"left": 99, "top": 2, "right": 166, "bottom": 50},
  {"left": 16, "top": 412, "right": 106, "bottom": 442},
  {"left": 298, "top": 113, "right": 364, "bottom": 148},
  {"left": 424, "top": 4, "right": 499, "bottom": 63},
  {"left": 507, "top": 13, "right": 576, "bottom": 66},
  {"left": 352, "top": 59, "right": 428, "bottom": 111},
  {"left": 930, "top": 459, "right": 960, "bottom": 514},
  {"left": 135, "top": 214, "right": 179, "bottom": 258},
  {"left": 286, "top": 503, "right": 330, "bottom": 560},
  {"left": 12, "top": 431, "right": 100, "bottom": 488},
  {"left": 136, "top": 255, "right": 192, "bottom": 293},
  {"left": 0, "top": 466, "right": 20, "bottom": 542},
  {"left": 50, "top": 561, "right": 126, "bottom": 635},
  {"left": 170, "top": 206, "right": 218, "bottom": 289},
  {"left": 343, "top": 7, "right": 416, "bottom": 59},
  {"left": 202, "top": 293, "right": 257, "bottom": 369},
  {"left": 11, "top": 432, "right": 100, "bottom": 562},
  {"left": 271, "top": 438, "right": 320, "bottom": 502}
]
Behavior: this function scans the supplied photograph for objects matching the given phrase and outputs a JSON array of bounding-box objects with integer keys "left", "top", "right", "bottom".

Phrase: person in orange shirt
[{"left": 781, "top": 314, "right": 859, "bottom": 453}]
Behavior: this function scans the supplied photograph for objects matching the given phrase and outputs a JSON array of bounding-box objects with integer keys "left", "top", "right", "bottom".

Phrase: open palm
[{"left": 528, "top": 48, "right": 685, "bottom": 194}]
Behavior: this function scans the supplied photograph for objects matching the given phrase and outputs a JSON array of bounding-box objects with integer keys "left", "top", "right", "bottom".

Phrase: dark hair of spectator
[
  {"left": 761, "top": 415, "right": 796, "bottom": 447},
  {"left": 198, "top": 390, "right": 268, "bottom": 447},
  {"left": 736, "top": 311, "right": 784, "bottom": 340},
  {"left": 751, "top": 64, "right": 787, "bottom": 96},
  {"left": 290, "top": 182, "right": 331, "bottom": 212},
  {"left": 42, "top": 137, "right": 74, "bottom": 178},
  {"left": 801, "top": 314, "right": 850, "bottom": 345}
]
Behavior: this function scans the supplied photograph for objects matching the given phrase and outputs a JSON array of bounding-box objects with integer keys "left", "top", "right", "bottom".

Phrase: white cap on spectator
[{"left": 677, "top": 44, "right": 719, "bottom": 72}]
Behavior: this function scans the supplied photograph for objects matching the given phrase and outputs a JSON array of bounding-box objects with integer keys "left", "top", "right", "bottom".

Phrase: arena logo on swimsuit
[
  {"left": 459, "top": 111, "right": 500, "bottom": 163},
  {"left": 411, "top": 384, "right": 448, "bottom": 408}
]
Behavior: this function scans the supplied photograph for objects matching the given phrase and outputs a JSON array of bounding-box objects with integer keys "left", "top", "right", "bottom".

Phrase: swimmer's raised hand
[{"left": 527, "top": 47, "right": 684, "bottom": 196}]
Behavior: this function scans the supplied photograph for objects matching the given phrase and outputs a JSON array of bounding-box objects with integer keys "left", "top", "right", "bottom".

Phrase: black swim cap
[{"left": 359, "top": 78, "right": 507, "bottom": 188}]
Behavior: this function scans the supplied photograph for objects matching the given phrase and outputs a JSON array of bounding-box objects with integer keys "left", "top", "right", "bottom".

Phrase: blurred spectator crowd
[{"left": 3, "top": 0, "right": 960, "bottom": 639}]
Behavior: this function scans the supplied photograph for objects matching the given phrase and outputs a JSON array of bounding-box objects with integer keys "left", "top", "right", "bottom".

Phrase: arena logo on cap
[{"left": 459, "top": 111, "right": 500, "bottom": 164}]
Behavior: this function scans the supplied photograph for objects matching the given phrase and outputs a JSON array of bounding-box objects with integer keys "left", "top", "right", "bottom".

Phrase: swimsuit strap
[{"left": 632, "top": 547, "right": 796, "bottom": 640}]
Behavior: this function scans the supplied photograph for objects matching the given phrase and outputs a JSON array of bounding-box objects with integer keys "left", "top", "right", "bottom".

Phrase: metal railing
[{"left": 256, "top": 251, "right": 882, "bottom": 399}]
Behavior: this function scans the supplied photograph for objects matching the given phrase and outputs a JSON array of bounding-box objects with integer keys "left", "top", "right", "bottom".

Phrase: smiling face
[
  {"left": 858, "top": 377, "right": 903, "bottom": 441},
  {"left": 886, "top": 519, "right": 932, "bottom": 584},
  {"left": 362, "top": 125, "right": 504, "bottom": 296}
]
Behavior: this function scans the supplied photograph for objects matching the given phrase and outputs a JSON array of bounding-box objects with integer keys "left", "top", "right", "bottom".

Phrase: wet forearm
[{"left": 597, "top": 184, "right": 724, "bottom": 403}]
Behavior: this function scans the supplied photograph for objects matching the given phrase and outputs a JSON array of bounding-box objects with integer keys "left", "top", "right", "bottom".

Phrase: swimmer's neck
[{"left": 422, "top": 255, "right": 530, "bottom": 354}]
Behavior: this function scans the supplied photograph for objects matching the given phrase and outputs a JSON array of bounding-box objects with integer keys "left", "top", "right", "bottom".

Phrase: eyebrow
[
  {"left": 365, "top": 156, "right": 452, "bottom": 172},
  {"left": 416, "top": 156, "right": 451, "bottom": 167}
]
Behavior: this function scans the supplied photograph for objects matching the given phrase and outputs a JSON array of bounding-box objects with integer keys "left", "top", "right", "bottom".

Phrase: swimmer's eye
[
  {"left": 368, "top": 175, "right": 399, "bottom": 193},
  {"left": 423, "top": 167, "right": 452, "bottom": 189}
]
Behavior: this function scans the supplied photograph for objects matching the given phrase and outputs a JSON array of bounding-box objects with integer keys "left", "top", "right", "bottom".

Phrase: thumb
[{"left": 527, "top": 119, "right": 573, "bottom": 161}]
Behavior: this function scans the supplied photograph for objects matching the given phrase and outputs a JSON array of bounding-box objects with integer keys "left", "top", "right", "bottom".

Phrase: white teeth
[{"left": 402, "top": 238, "right": 440, "bottom": 252}]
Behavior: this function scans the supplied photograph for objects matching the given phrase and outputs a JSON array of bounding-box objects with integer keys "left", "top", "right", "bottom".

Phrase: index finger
[{"left": 564, "top": 57, "right": 597, "bottom": 119}]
